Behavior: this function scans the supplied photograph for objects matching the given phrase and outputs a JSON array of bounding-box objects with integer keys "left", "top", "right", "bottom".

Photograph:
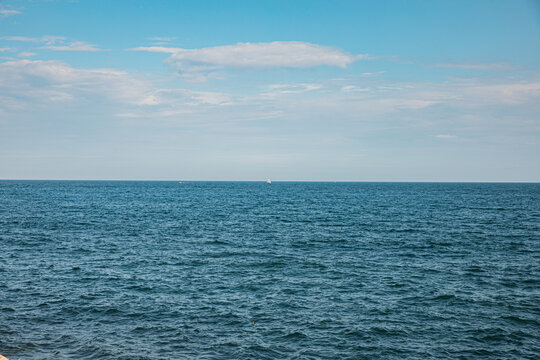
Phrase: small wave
[
  {"left": 502, "top": 315, "right": 539, "bottom": 326},
  {"left": 283, "top": 331, "right": 308, "bottom": 340}
]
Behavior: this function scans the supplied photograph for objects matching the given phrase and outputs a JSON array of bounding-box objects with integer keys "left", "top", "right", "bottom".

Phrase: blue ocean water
[{"left": 0, "top": 181, "right": 539, "bottom": 359}]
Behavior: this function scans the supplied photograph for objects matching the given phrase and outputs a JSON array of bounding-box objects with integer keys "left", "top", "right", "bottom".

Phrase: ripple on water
[{"left": 0, "top": 181, "right": 539, "bottom": 359}]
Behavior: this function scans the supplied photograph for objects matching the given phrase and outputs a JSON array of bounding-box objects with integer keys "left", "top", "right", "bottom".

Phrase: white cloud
[
  {"left": 18, "top": 52, "right": 36, "bottom": 57},
  {"left": 341, "top": 85, "right": 370, "bottom": 92},
  {"left": 1, "top": 35, "right": 66, "bottom": 43},
  {"left": 0, "top": 9, "right": 21, "bottom": 17},
  {"left": 41, "top": 36, "right": 67, "bottom": 45},
  {"left": 148, "top": 37, "right": 176, "bottom": 42},
  {"left": 267, "top": 83, "right": 322, "bottom": 93},
  {"left": 1, "top": 36, "right": 38, "bottom": 42},
  {"left": 359, "top": 71, "right": 386, "bottom": 77},
  {"left": 0, "top": 47, "right": 11, "bottom": 52},
  {"left": 1, "top": 58, "right": 539, "bottom": 132},
  {"left": 435, "top": 62, "right": 519, "bottom": 71},
  {"left": 253, "top": 83, "right": 323, "bottom": 100},
  {"left": 0, "top": 59, "right": 233, "bottom": 117},
  {"left": 434, "top": 134, "right": 457, "bottom": 139},
  {"left": 2, "top": 35, "right": 102, "bottom": 51},
  {"left": 131, "top": 41, "right": 365, "bottom": 78},
  {"left": 130, "top": 46, "right": 179, "bottom": 54},
  {"left": 462, "top": 81, "right": 540, "bottom": 105},
  {"left": 170, "top": 41, "right": 362, "bottom": 69},
  {"left": 0, "top": 60, "right": 150, "bottom": 110},
  {"left": 42, "top": 41, "right": 102, "bottom": 52}
]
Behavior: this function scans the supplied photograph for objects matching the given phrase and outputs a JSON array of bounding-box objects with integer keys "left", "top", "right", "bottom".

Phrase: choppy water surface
[{"left": 1, "top": 181, "right": 539, "bottom": 359}]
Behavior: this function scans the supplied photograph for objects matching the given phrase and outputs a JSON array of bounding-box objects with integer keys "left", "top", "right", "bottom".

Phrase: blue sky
[{"left": 1, "top": 0, "right": 539, "bottom": 181}]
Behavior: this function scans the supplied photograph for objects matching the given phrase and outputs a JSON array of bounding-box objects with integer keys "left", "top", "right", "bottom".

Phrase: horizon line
[{"left": 1, "top": 179, "right": 539, "bottom": 183}]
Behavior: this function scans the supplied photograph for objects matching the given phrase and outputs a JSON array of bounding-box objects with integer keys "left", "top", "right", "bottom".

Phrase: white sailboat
[{"left": 266, "top": 179, "right": 271, "bottom": 184}]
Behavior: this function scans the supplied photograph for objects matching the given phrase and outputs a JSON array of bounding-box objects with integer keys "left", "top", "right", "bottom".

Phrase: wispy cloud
[
  {"left": 434, "top": 62, "right": 519, "bottom": 71},
  {"left": 452, "top": 79, "right": 540, "bottom": 105},
  {"left": 0, "top": 8, "right": 21, "bottom": 17},
  {"left": 2, "top": 35, "right": 102, "bottom": 51},
  {"left": 18, "top": 52, "right": 36, "bottom": 57},
  {"left": 1, "top": 36, "right": 39, "bottom": 42},
  {"left": 0, "top": 59, "right": 234, "bottom": 117},
  {"left": 42, "top": 41, "right": 102, "bottom": 52},
  {"left": 341, "top": 85, "right": 370, "bottom": 92},
  {"left": 131, "top": 41, "right": 366, "bottom": 79},
  {"left": 1, "top": 35, "right": 67, "bottom": 43},
  {"left": 267, "top": 83, "right": 323, "bottom": 93},
  {"left": 252, "top": 83, "right": 323, "bottom": 100},
  {"left": 0, "top": 60, "right": 148, "bottom": 109},
  {"left": 41, "top": 36, "right": 67, "bottom": 45},
  {"left": 434, "top": 134, "right": 457, "bottom": 139},
  {"left": 0, "top": 47, "right": 12, "bottom": 52},
  {"left": 2, "top": 59, "right": 539, "bottom": 134},
  {"left": 130, "top": 46, "right": 179, "bottom": 54},
  {"left": 172, "top": 41, "right": 363, "bottom": 69},
  {"left": 148, "top": 37, "right": 176, "bottom": 43}
]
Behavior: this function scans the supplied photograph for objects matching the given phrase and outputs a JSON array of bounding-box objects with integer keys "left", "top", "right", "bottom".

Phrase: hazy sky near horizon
[{"left": 1, "top": 0, "right": 539, "bottom": 181}]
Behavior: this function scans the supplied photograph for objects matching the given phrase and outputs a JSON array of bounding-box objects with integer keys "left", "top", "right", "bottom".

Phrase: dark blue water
[{"left": 1, "top": 181, "right": 539, "bottom": 359}]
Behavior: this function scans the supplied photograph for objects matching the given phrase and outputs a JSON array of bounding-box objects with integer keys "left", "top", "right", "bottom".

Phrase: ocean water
[{"left": 0, "top": 181, "right": 539, "bottom": 359}]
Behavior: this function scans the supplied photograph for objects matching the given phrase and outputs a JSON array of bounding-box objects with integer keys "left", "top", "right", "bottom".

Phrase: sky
[{"left": 1, "top": 0, "right": 539, "bottom": 181}]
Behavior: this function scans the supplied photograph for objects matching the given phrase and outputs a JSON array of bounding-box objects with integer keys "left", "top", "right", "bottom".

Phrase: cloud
[
  {"left": 0, "top": 59, "right": 233, "bottom": 117},
  {"left": 131, "top": 41, "right": 365, "bottom": 78},
  {"left": 2, "top": 35, "right": 102, "bottom": 51},
  {"left": 0, "top": 60, "right": 150, "bottom": 110},
  {"left": 267, "top": 83, "right": 322, "bottom": 93},
  {"left": 436, "top": 78, "right": 540, "bottom": 106},
  {"left": 252, "top": 83, "right": 323, "bottom": 100},
  {"left": 171, "top": 41, "right": 363, "bottom": 69},
  {"left": 148, "top": 37, "right": 176, "bottom": 43},
  {"left": 130, "top": 46, "right": 179, "bottom": 54},
  {"left": 434, "top": 62, "right": 519, "bottom": 71},
  {"left": 1, "top": 36, "right": 38, "bottom": 42},
  {"left": 42, "top": 41, "right": 102, "bottom": 51},
  {"left": 434, "top": 134, "right": 457, "bottom": 139},
  {"left": 2, "top": 58, "right": 539, "bottom": 132},
  {"left": 341, "top": 85, "right": 370, "bottom": 92},
  {"left": 41, "top": 36, "right": 67, "bottom": 45},
  {"left": 1, "top": 35, "right": 66, "bottom": 43},
  {"left": 18, "top": 52, "right": 36, "bottom": 57},
  {"left": 0, "top": 8, "right": 21, "bottom": 17},
  {"left": 0, "top": 47, "right": 11, "bottom": 52}
]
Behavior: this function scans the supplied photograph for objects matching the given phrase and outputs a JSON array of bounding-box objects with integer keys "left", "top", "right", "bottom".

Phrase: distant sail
[{"left": 266, "top": 179, "right": 271, "bottom": 184}]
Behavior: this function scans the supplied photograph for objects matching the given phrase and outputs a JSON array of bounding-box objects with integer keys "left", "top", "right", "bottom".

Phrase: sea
[{"left": 0, "top": 181, "right": 539, "bottom": 359}]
